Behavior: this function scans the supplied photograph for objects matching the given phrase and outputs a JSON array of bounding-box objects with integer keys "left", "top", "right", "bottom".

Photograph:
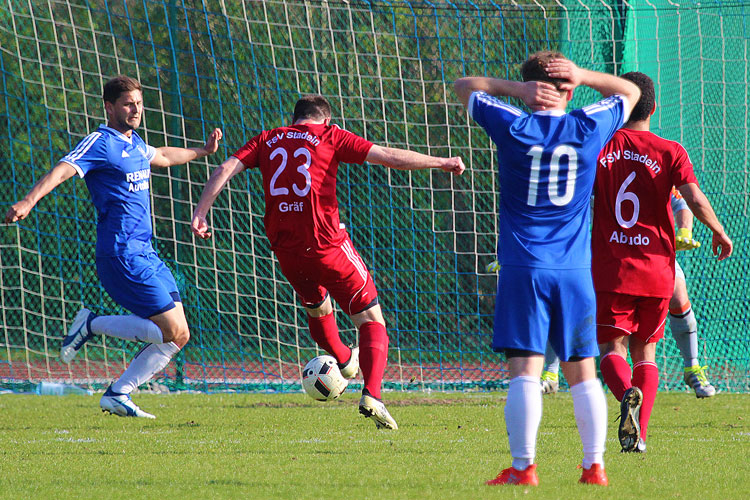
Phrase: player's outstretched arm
[
  {"left": 4, "top": 162, "right": 77, "bottom": 224},
  {"left": 454, "top": 77, "right": 561, "bottom": 110},
  {"left": 365, "top": 145, "right": 465, "bottom": 175},
  {"left": 191, "top": 156, "right": 245, "bottom": 240},
  {"left": 150, "top": 128, "right": 223, "bottom": 168},
  {"left": 678, "top": 183, "right": 733, "bottom": 260}
]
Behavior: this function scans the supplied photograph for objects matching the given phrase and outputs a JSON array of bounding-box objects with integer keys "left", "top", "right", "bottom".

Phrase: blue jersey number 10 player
[{"left": 455, "top": 51, "right": 640, "bottom": 487}]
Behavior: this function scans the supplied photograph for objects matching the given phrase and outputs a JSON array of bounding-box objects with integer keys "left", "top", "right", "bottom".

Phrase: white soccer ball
[{"left": 302, "top": 355, "right": 348, "bottom": 401}]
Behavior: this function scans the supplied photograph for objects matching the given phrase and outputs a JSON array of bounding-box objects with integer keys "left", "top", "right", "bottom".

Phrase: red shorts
[
  {"left": 596, "top": 291, "right": 669, "bottom": 344},
  {"left": 274, "top": 236, "right": 378, "bottom": 316}
]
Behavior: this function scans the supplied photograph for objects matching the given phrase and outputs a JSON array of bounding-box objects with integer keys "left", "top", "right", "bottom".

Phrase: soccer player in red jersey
[
  {"left": 190, "top": 95, "right": 465, "bottom": 429},
  {"left": 591, "top": 72, "right": 732, "bottom": 452}
]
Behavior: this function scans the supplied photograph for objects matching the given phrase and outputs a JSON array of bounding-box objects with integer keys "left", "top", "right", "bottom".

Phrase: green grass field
[{"left": 1, "top": 391, "right": 748, "bottom": 499}]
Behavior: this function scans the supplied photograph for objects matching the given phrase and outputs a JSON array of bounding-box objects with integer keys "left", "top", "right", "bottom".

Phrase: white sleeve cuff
[
  {"left": 468, "top": 91, "right": 479, "bottom": 120},
  {"left": 60, "top": 160, "right": 84, "bottom": 178},
  {"left": 619, "top": 94, "right": 631, "bottom": 125}
]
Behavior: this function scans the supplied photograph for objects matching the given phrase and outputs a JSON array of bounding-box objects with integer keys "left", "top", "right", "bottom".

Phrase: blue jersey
[
  {"left": 60, "top": 125, "right": 157, "bottom": 257},
  {"left": 470, "top": 91, "right": 629, "bottom": 269}
]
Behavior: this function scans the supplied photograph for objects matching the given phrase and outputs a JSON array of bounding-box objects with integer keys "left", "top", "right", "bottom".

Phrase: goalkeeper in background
[
  {"left": 531, "top": 190, "right": 718, "bottom": 399},
  {"left": 670, "top": 188, "right": 716, "bottom": 397}
]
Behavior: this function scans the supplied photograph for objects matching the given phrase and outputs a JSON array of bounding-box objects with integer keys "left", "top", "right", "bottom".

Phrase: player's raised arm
[
  {"left": 4, "top": 161, "right": 77, "bottom": 223},
  {"left": 454, "top": 77, "right": 561, "bottom": 110},
  {"left": 365, "top": 145, "right": 465, "bottom": 175},
  {"left": 191, "top": 156, "right": 245, "bottom": 240},
  {"left": 677, "top": 183, "right": 733, "bottom": 260},
  {"left": 545, "top": 58, "right": 640, "bottom": 113},
  {"left": 150, "top": 128, "right": 223, "bottom": 168}
]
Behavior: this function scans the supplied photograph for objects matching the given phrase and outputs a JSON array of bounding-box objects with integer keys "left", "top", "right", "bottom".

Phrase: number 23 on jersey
[{"left": 269, "top": 146, "right": 312, "bottom": 197}]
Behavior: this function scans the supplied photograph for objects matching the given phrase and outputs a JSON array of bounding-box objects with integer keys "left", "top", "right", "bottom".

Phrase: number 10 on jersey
[{"left": 526, "top": 144, "right": 578, "bottom": 207}]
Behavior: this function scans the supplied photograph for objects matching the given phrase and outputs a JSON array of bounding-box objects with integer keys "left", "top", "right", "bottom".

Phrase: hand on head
[
  {"left": 544, "top": 58, "right": 581, "bottom": 92},
  {"left": 520, "top": 81, "right": 562, "bottom": 110}
]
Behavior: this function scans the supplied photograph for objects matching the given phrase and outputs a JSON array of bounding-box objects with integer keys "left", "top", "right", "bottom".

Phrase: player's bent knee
[
  {"left": 143, "top": 319, "right": 164, "bottom": 344},
  {"left": 161, "top": 324, "right": 190, "bottom": 347},
  {"left": 351, "top": 303, "right": 385, "bottom": 329},
  {"left": 669, "top": 310, "right": 697, "bottom": 334},
  {"left": 174, "top": 328, "right": 190, "bottom": 348},
  {"left": 305, "top": 295, "right": 333, "bottom": 318}
]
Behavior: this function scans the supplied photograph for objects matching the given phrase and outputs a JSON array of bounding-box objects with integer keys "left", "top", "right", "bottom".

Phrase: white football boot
[
  {"left": 100, "top": 385, "right": 156, "bottom": 419},
  {"left": 60, "top": 309, "right": 96, "bottom": 363},
  {"left": 339, "top": 346, "right": 360, "bottom": 379},
  {"left": 684, "top": 366, "right": 717, "bottom": 398},
  {"left": 540, "top": 370, "right": 559, "bottom": 394},
  {"left": 359, "top": 393, "right": 398, "bottom": 430}
]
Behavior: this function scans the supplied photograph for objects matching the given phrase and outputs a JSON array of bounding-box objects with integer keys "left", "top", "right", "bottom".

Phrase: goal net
[{"left": 1, "top": 0, "right": 747, "bottom": 393}]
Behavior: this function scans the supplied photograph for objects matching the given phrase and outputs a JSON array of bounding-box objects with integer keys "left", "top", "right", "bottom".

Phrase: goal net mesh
[{"left": 1, "top": 0, "right": 747, "bottom": 393}]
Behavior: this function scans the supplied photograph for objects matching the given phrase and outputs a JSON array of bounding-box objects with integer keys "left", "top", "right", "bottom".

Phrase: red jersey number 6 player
[
  {"left": 191, "top": 95, "right": 465, "bottom": 429},
  {"left": 592, "top": 72, "right": 732, "bottom": 453}
]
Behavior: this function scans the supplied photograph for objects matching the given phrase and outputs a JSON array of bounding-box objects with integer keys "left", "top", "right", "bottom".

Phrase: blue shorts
[
  {"left": 97, "top": 250, "right": 181, "bottom": 318},
  {"left": 492, "top": 266, "right": 598, "bottom": 361}
]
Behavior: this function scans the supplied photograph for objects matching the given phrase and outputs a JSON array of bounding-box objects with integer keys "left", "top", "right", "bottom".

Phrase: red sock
[
  {"left": 632, "top": 361, "right": 659, "bottom": 438},
  {"left": 600, "top": 352, "right": 632, "bottom": 401},
  {"left": 308, "top": 312, "right": 350, "bottom": 364},
  {"left": 359, "top": 321, "right": 389, "bottom": 399}
]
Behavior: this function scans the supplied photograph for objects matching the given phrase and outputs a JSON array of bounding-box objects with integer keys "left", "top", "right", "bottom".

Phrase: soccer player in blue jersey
[
  {"left": 4, "top": 75, "right": 222, "bottom": 418},
  {"left": 455, "top": 52, "right": 640, "bottom": 486}
]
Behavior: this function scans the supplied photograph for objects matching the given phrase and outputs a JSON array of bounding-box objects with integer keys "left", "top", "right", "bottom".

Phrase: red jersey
[
  {"left": 592, "top": 128, "right": 698, "bottom": 297},
  {"left": 233, "top": 123, "right": 372, "bottom": 254}
]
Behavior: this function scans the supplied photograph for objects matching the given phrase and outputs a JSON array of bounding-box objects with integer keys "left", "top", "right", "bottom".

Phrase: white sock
[
  {"left": 505, "top": 376, "right": 542, "bottom": 470},
  {"left": 571, "top": 379, "right": 607, "bottom": 469},
  {"left": 669, "top": 308, "right": 699, "bottom": 367},
  {"left": 111, "top": 342, "right": 179, "bottom": 394},
  {"left": 544, "top": 343, "right": 560, "bottom": 374},
  {"left": 90, "top": 315, "right": 163, "bottom": 344}
]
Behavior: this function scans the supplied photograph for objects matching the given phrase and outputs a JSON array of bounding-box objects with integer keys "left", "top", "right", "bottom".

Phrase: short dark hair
[
  {"left": 103, "top": 75, "right": 142, "bottom": 103},
  {"left": 293, "top": 95, "right": 332, "bottom": 122},
  {"left": 621, "top": 72, "right": 655, "bottom": 122},
  {"left": 521, "top": 51, "right": 566, "bottom": 89}
]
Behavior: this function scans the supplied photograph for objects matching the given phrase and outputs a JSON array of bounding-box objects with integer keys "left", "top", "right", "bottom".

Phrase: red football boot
[
  {"left": 486, "top": 464, "right": 539, "bottom": 486},
  {"left": 579, "top": 463, "right": 609, "bottom": 486}
]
